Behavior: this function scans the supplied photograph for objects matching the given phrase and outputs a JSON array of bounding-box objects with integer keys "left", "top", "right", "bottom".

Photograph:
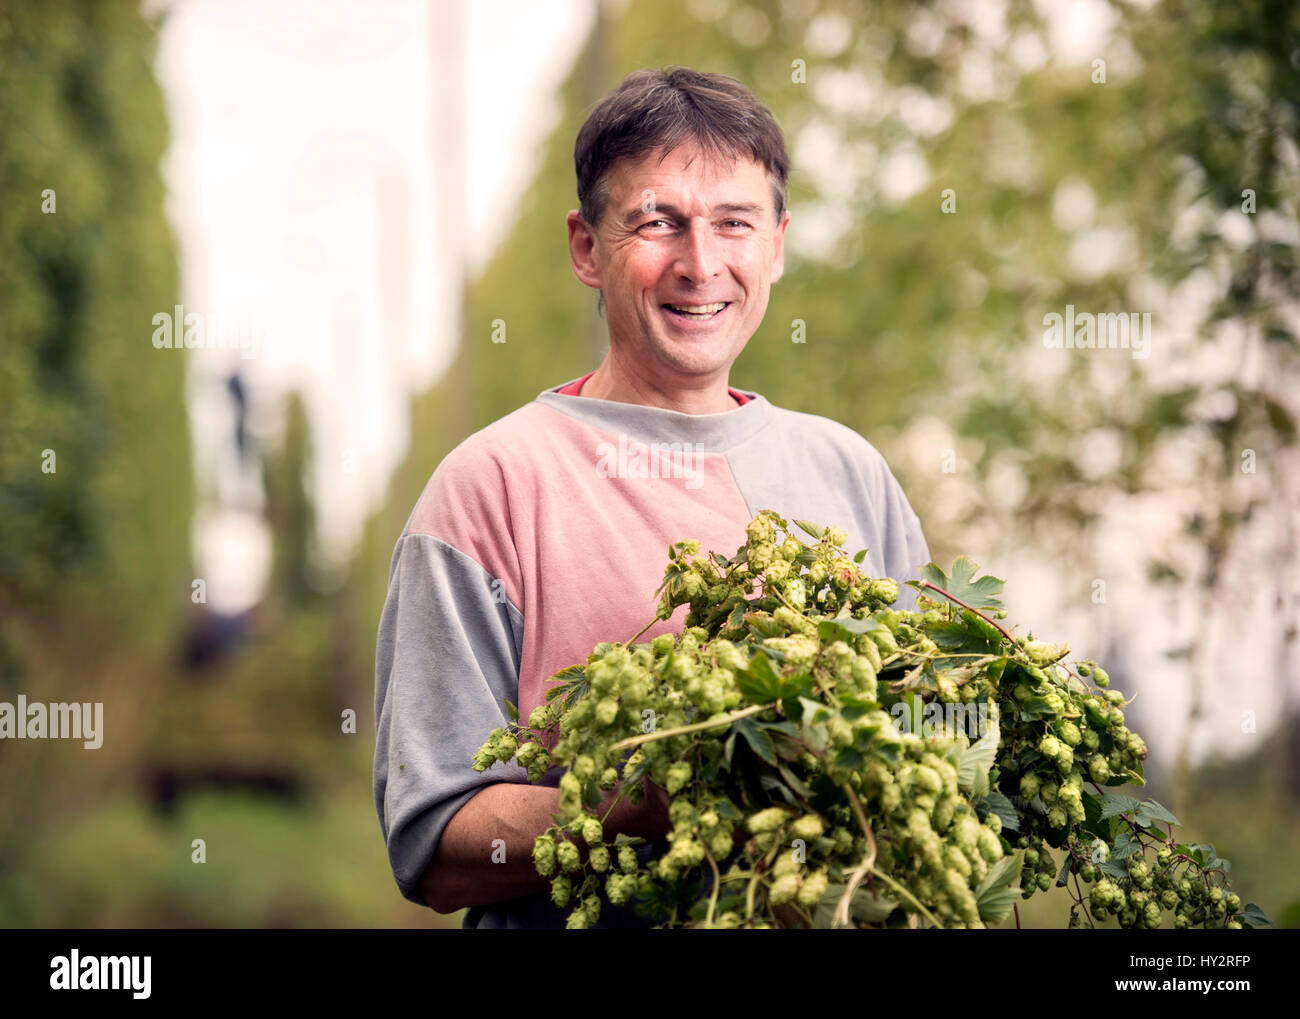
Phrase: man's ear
[
  {"left": 567, "top": 210, "right": 603, "bottom": 290},
  {"left": 770, "top": 208, "right": 791, "bottom": 285}
]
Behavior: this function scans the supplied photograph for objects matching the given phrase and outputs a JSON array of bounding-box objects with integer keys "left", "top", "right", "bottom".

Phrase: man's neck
[{"left": 578, "top": 359, "right": 739, "bottom": 415}]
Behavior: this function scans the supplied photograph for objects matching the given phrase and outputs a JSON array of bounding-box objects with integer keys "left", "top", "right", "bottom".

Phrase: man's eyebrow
[{"left": 620, "top": 201, "right": 766, "bottom": 224}]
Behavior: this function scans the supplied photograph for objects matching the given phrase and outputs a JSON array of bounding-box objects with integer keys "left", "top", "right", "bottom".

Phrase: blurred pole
[
  {"left": 431, "top": 0, "right": 471, "bottom": 433},
  {"left": 1277, "top": 432, "right": 1300, "bottom": 802}
]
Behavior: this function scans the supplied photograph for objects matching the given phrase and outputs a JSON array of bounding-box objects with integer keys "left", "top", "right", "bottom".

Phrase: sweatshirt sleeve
[
  {"left": 372, "top": 530, "right": 527, "bottom": 906},
  {"left": 873, "top": 459, "right": 932, "bottom": 614}
]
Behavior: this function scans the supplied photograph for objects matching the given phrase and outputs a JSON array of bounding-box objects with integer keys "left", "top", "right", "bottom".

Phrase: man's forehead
[{"left": 604, "top": 144, "right": 773, "bottom": 208}]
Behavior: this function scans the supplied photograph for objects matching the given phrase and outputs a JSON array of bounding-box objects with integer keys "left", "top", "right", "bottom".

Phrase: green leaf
[
  {"left": 1098, "top": 793, "right": 1143, "bottom": 820},
  {"left": 503, "top": 699, "right": 519, "bottom": 722},
  {"left": 543, "top": 664, "right": 586, "bottom": 702},
  {"left": 812, "top": 883, "right": 899, "bottom": 928},
  {"left": 1133, "top": 799, "right": 1179, "bottom": 829},
  {"left": 974, "top": 855, "right": 1021, "bottom": 924},
  {"left": 759, "top": 774, "right": 798, "bottom": 806},
  {"left": 745, "top": 612, "right": 783, "bottom": 639},
  {"left": 919, "top": 557, "right": 1006, "bottom": 613},
  {"left": 793, "top": 520, "right": 826, "bottom": 540},
  {"left": 1056, "top": 855, "right": 1073, "bottom": 887},
  {"left": 1017, "top": 697, "right": 1056, "bottom": 720},
  {"left": 726, "top": 601, "right": 747, "bottom": 630},
  {"left": 956, "top": 708, "right": 1000, "bottom": 797},
  {"left": 736, "top": 652, "right": 784, "bottom": 703},
  {"left": 1112, "top": 831, "right": 1140, "bottom": 861},
  {"left": 928, "top": 616, "right": 1001, "bottom": 656},
  {"left": 834, "top": 746, "right": 865, "bottom": 771},
  {"left": 853, "top": 548, "right": 868, "bottom": 564},
  {"left": 734, "top": 715, "right": 777, "bottom": 766},
  {"left": 1242, "top": 902, "right": 1275, "bottom": 929},
  {"left": 979, "top": 791, "right": 1020, "bottom": 833},
  {"left": 776, "top": 761, "right": 812, "bottom": 799}
]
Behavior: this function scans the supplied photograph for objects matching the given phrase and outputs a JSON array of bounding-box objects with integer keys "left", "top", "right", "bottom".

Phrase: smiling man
[{"left": 373, "top": 67, "right": 932, "bottom": 929}]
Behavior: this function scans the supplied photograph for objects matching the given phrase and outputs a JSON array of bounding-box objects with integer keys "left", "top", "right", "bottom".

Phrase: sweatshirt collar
[{"left": 535, "top": 376, "right": 774, "bottom": 453}]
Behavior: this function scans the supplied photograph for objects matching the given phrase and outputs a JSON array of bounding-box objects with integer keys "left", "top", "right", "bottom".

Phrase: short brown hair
[{"left": 574, "top": 67, "right": 790, "bottom": 230}]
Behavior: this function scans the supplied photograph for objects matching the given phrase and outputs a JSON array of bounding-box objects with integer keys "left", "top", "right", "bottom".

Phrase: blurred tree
[
  {"left": 0, "top": 0, "right": 193, "bottom": 655},
  {"left": 262, "top": 390, "right": 317, "bottom": 606}
]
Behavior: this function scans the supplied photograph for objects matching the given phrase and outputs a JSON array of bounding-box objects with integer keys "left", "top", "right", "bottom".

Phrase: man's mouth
[{"left": 661, "top": 301, "right": 730, "bottom": 322}]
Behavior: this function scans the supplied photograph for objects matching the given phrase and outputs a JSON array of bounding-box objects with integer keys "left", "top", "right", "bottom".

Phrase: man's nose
[{"left": 673, "top": 219, "right": 722, "bottom": 283}]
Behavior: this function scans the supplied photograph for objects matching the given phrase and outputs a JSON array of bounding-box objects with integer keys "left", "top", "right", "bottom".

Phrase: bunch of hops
[{"left": 474, "top": 511, "right": 1268, "bottom": 930}]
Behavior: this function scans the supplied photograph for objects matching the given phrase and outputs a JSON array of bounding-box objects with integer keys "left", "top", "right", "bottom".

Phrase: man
[{"left": 373, "top": 67, "right": 931, "bottom": 929}]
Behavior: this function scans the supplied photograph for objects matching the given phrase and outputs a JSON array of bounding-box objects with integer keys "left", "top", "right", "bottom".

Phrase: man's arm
[{"left": 421, "top": 778, "right": 670, "bottom": 913}]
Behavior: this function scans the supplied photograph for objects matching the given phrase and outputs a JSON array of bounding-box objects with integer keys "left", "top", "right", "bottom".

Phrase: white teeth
[{"left": 667, "top": 302, "right": 726, "bottom": 315}]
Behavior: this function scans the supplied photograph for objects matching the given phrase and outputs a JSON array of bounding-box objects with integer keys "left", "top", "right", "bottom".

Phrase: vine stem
[
  {"left": 608, "top": 701, "right": 774, "bottom": 754},
  {"left": 865, "top": 867, "right": 943, "bottom": 929},
  {"left": 1070, "top": 869, "right": 1097, "bottom": 929},
  {"left": 919, "top": 581, "right": 1017, "bottom": 644},
  {"left": 703, "top": 845, "right": 721, "bottom": 927},
  {"left": 834, "top": 784, "right": 879, "bottom": 928},
  {"left": 623, "top": 614, "right": 661, "bottom": 647}
]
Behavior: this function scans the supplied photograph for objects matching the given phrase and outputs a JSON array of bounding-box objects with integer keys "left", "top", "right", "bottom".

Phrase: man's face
[{"left": 568, "top": 142, "right": 790, "bottom": 385}]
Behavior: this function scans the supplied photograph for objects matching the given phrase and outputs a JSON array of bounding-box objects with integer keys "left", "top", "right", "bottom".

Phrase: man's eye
[
  {"left": 722, "top": 220, "right": 751, "bottom": 229},
  {"left": 641, "top": 219, "right": 672, "bottom": 230}
]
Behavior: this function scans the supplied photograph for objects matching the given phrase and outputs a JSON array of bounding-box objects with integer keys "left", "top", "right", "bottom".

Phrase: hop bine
[{"left": 472, "top": 511, "right": 1269, "bottom": 931}]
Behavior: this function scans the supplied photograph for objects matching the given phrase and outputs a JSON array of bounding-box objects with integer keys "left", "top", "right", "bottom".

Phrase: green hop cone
[
  {"left": 551, "top": 874, "right": 572, "bottom": 908},
  {"left": 768, "top": 873, "right": 802, "bottom": 906},
  {"left": 605, "top": 872, "right": 632, "bottom": 906},
  {"left": 556, "top": 840, "right": 581, "bottom": 874},
  {"left": 533, "top": 835, "right": 557, "bottom": 876},
  {"left": 746, "top": 807, "right": 789, "bottom": 835},
  {"left": 558, "top": 772, "right": 583, "bottom": 818},
  {"left": 665, "top": 762, "right": 693, "bottom": 795},
  {"left": 790, "top": 814, "right": 825, "bottom": 841},
  {"left": 618, "top": 845, "right": 638, "bottom": 874},
  {"left": 581, "top": 817, "right": 603, "bottom": 846},
  {"left": 595, "top": 698, "right": 619, "bottom": 727},
  {"left": 867, "top": 578, "right": 899, "bottom": 604},
  {"left": 797, "top": 870, "right": 830, "bottom": 908},
  {"left": 1024, "top": 641, "right": 1062, "bottom": 666}
]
